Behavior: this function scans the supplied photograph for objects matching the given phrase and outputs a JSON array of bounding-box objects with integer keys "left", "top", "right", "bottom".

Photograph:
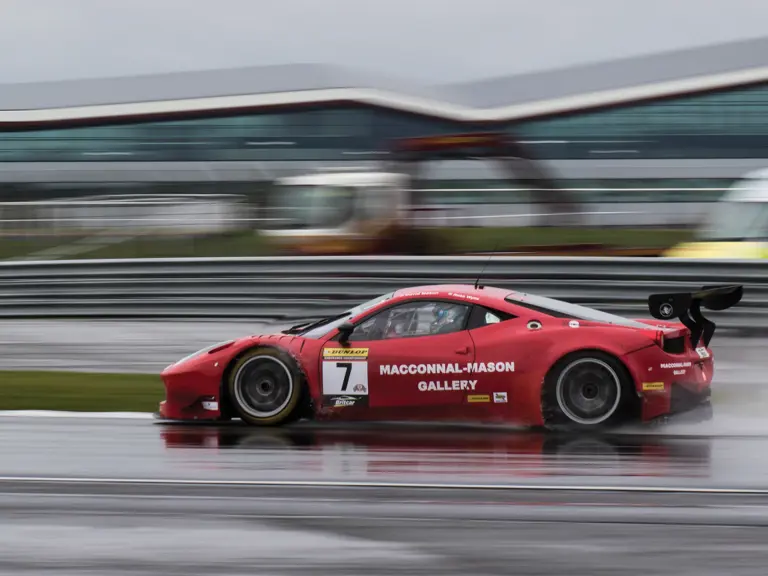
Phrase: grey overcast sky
[{"left": 1, "top": 0, "right": 767, "bottom": 85}]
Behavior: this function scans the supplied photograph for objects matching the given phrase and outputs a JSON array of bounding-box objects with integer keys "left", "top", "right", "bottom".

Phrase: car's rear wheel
[
  {"left": 226, "top": 347, "right": 304, "bottom": 426},
  {"left": 542, "top": 351, "right": 635, "bottom": 431}
]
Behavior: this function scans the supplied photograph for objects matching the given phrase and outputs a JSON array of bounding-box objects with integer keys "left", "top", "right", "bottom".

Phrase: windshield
[
  {"left": 697, "top": 199, "right": 768, "bottom": 241},
  {"left": 270, "top": 184, "right": 356, "bottom": 229},
  {"left": 505, "top": 292, "right": 653, "bottom": 329},
  {"left": 298, "top": 291, "right": 395, "bottom": 339}
]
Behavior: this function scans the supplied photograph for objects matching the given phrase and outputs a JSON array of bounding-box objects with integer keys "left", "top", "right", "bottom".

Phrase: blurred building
[{"left": 2, "top": 36, "right": 768, "bottom": 206}]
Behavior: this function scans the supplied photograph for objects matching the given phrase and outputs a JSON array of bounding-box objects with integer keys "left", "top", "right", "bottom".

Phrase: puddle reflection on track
[
  {"left": 158, "top": 420, "right": 717, "bottom": 483},
  {"left": 4, "top": 398, "right": 768, "bottom": 487}
]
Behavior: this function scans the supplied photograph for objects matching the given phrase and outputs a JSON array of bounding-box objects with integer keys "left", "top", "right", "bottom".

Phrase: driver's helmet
[{"left": 431, "top": 304, "right": 457, "bottom": 330}]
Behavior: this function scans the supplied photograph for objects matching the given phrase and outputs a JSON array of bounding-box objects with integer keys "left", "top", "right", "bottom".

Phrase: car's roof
[
  {"left": 391, "top": 283, "right": 657, "bottom": 331},
  {"left": 393, "top": 284, "right": 512, "bottom": 303}
]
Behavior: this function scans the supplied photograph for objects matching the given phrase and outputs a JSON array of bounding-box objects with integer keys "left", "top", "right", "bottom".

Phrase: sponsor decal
[
  {"left": 201, "top": 400, "right": 219, "bottom": 411},
  {"left": 323, "top": 347, "right": 369, "bottom": 359},
  {"left": 381, "top": 361, "right": 514, "bottom": 376},
  {"left": 695, "top": 347, "right": 710, "bottom": 359},
  {"left": 322, "top": 348, "right": 369, "bottom": 396},
  {"left": 326, "top": 395, "right": 367, "bottom": 408},
  {"left": 493, "top": 392, "right": 508, "bottom": 403},
  {"left": 660, "top": 362, "right": 692, "bottom": 369},
  {"left": 418, "top": 380, "right": 477, "bottom": 391},
  {"left": 467, "top": 394, "right": 490, "bottom": 403},
  {"left": 568, "top": 320, "right": 579, "bottom": 328},
  {"left": 659, "top": 303, "right": 674, "bottom": 318},
  {"left": 673, "top": 369, "right": 686, "bottom": 376},
  {"left": 642, "top": 382, "right": 665, "bottom": 391}
]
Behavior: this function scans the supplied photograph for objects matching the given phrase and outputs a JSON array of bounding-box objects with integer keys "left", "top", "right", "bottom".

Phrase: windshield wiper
[
  {"left": 281, "top": 320, "right": 315, "bottom": 334},
  {"left": 281, "top": 312, "right": 350, "bottom": 335}
]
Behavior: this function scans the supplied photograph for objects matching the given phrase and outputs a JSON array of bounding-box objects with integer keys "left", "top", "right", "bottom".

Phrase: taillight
[{"left": 655, "top": 331, "right": 686, "bottom": 354}]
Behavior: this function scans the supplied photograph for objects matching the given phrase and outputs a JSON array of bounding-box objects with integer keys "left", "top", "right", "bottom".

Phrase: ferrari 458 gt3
[{"left": 158, "top": 283, "right": 742, "bottom": 430}]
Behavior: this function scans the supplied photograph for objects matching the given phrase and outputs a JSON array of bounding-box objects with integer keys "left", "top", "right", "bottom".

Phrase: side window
[
  {"left": 348, "top": 301, "right": 470, "bottom": 341},
  {"left": 484, "top": 311, "right": 502, "bottom": 325},
  {"left": 466, "top": 305, "right": 516, "bottom": 330}
]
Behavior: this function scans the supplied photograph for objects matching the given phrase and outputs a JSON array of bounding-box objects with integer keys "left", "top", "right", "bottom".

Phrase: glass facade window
[
  {"left": 514, "top": 83, "right": 768, "bottom": 159},
  {"left": 0, "top": 107, "right": 460, "bottom": 163},
  {"left": 414, "top": 179, "right": 734, "bottom": 204},
  {"left": 3, "top": 82, "right": 768, "bottom": 163}
]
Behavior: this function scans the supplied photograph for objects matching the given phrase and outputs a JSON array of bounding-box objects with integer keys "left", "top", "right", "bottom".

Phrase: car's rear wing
[{"left": 648, "top": 284, "right": 743, "bottom": 347}]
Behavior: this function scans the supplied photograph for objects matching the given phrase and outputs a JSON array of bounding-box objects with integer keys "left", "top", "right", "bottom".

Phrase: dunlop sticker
[
  {"left": 323, "top": 348, "right": 369, "bottom": 360},
  {"left": 642, "top": 382, "right": 665, "bottom": 391}
]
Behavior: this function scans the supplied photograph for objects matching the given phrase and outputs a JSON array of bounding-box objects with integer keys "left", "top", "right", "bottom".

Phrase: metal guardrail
[{"left": 0, "top": 256, "right": 766, "bottom": 332}]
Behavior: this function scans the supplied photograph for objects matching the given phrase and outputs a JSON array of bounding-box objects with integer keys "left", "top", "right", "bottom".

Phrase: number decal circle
[{"left": 323, "top": 361, "right": 369, "bottom": 395}]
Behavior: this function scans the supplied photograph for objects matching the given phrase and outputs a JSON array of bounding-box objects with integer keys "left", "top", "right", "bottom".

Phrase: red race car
[{"left": 157, "top": 283, "right": 742, "bottom": 430}]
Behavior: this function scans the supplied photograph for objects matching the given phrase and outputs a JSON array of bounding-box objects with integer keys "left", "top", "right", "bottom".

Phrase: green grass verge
[
  {"left": 0, "top": 227, "right": 695, "bottom": 260},
  {"left": 78, "top": 231, "right": 273, "bottom": 259},
  {"left": 0, "top": 236, "right": 88, "bottom": 260},
  {"left": 0, "top": 371, "right": 163, "bottom": 412},
  {"left": 422, "top": 227, "right": 695, "bottom": 253}
]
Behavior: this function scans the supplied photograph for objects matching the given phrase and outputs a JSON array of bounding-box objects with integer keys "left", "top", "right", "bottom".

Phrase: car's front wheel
[
  {"left": 542, "top": 350, "right": 635, "bottom": 431},
  {"left": 226, "top": 347, "right": 305, "bottom": 426}
]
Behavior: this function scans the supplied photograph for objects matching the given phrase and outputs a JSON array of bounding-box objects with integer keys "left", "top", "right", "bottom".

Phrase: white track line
[
  {"left": 0, "top": 411, "right": 152, "bottom": 419},
  {"left": 0, "top": 476, "right": 766, "bottom": 495}
]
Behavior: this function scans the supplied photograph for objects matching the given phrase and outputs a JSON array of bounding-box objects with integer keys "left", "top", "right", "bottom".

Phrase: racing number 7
[{"left": 337, "top": 362, "right": 352, "bottom": 391}]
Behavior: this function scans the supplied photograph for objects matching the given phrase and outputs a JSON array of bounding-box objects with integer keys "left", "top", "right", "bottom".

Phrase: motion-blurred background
[
  {"left": 2, "top": 0, "right": 768, "bottom": 261},
  {"left": 5, "top": 3, "right": 768, "bottom": 575}
]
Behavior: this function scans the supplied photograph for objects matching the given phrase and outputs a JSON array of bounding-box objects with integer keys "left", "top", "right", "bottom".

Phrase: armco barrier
[{"left": 0, "top": 256, "right": 766, "bottom": 330}]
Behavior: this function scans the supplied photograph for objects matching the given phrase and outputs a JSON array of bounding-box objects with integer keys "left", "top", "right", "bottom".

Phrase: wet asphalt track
[
  {"left": 2, "top": 320, "right": 768, "bottom": 574},
  {"left": 4, "top": 418, "right": 768, "bottom": 575}
]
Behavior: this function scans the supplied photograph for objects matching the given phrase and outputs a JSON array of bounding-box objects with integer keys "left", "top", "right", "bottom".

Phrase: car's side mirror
[{"left": 337, "top": 322, "right": 354, "bottom": 344}]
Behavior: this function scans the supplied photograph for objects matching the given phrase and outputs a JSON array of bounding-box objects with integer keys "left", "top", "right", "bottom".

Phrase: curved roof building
[{"left": 1, "top": 35, "right": 768, "bottom": 188}]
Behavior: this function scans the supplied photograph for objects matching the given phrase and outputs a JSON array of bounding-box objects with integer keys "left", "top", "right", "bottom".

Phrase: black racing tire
[
  {"left": 226, "top": 347, "right": 305, "bottom": 426},
  {"left": 542, "top": 350, "right": 636, "bottom": 431}
]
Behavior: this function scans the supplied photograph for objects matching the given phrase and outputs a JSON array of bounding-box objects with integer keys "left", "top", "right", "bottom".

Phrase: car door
[
  {"left": 320, "top": 299, "right": 477, "bottom": 417},
  {"left": 464, "top": 305, "right": 521, "bottom": 413}
]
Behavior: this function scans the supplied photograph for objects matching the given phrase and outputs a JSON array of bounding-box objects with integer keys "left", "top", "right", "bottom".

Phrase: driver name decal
[{"left": 380, "top": 361, "right": 514, "bottom": 376}]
